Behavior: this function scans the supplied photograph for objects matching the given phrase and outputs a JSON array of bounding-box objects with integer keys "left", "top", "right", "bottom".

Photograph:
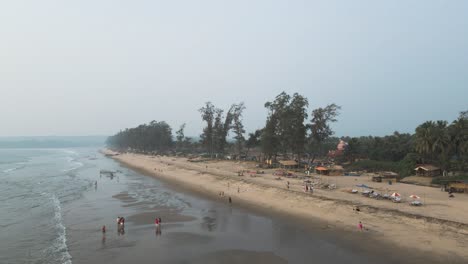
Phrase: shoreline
[{"left": 103, "top": 149, "right": 468, "bottom": 262}]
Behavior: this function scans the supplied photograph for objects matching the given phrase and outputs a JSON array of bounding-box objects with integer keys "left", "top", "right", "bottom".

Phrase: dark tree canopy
[
  {"left": 106, "top": 121, "right": 173, "bottom": 152},
  {"left": 199, "top": 101, "right": 245, "bottom": 155},
  {"left": 261, "top": 92, "right": 308, "bottom": 158}
]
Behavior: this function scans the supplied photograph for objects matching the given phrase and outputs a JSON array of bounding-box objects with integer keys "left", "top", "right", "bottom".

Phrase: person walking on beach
[
  {"left": 102, "top": 225, "right": 106, "bottom": 233},
  {"left": 155, "top": 217, "right": 160, "bottom": 226},
  {"left": 229, "top": 196, "right": 232, "bottom": 204},
  {"left": 358, "top": 221, "right": 363, "bottom": 231}
]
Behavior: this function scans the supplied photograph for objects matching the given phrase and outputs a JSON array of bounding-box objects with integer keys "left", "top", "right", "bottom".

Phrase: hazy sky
[{"left": 1, "top": 1, "right": 467, "bottom": 138}]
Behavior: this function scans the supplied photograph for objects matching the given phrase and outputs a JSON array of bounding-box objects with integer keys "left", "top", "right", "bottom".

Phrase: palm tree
[
  {"left": 450, "top": 116, "right": 468, "bottom": 157},
  {"left": 432, "top": 121, "right": 450, "bottom": 154},
  {"left": 415, "top": 121, "right": 435, "bottom": 156}
]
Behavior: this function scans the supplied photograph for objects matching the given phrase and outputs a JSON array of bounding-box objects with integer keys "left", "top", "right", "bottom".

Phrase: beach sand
[{"left": 104, "top": 150, "right": 468, "bottom": 261}]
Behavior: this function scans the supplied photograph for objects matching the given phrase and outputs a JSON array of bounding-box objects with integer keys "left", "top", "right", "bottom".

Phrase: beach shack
[
  {"left": 315, "top": 166, "right": 329, "bottom": 175},
  {"left": 278, "top": 160, "right": 298, "bottom": 169},
  {"left": 381, "top": 171, "right": 399, "bottom": 183},
  {"left": 414, "top": 165, "right": 441, "bottom": 177},
  {"left": 448, "top": 181, "right": 468, "bottom": 193}
]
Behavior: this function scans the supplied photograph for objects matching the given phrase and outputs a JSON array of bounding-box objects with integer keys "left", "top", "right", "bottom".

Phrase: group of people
[
  {"left": 102, "top": 216, "right": 162, "bottom": 235},
  {"left": 304, "top": 184, "right": 313, "bottom": 193},
  {"left": 117, "top": 216, "right": 125, "bottom": 234}
]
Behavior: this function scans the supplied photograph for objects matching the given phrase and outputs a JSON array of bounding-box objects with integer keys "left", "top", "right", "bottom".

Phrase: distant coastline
[{"left": 0, "top": 136, "right": 106, "bottom": 148}]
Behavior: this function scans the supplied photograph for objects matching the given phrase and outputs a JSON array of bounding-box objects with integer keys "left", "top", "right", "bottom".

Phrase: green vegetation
[
  {"left": 106, "top": 92, "right": 467, "bottom": 176},
  {"left": 198, "top": 102, "right": 245, "bottom": 157},
  {"left": 343, "top": 153, "right": 418, "bottom": 177},
  {"left": 431, "top": 175, "right": 468, "bottom": 185},
  {"left": 106, "top": 121, "right": 173, "bottom": 153}
]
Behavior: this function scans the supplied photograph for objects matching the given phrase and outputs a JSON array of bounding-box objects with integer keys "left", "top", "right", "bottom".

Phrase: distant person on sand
[
  {"left": 229, "top": 196, "right": 232, "bottom": 204},
  {"left": 358, "top": 221, "right": 363, "bottom": 231}
]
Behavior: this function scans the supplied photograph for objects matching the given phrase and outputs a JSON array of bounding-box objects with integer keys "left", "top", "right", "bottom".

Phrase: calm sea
[
  {"left": 0, "top": 148, "right": 96, "bottom": 264},
  {"left": 0, "top": 148, "right": 444, "bottom": 264}
]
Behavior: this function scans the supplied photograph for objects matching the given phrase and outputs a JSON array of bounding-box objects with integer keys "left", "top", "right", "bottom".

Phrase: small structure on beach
[
  {"left": 315, "top": 165, "right": 344, "bottom": 176},
  {"left": 372, "top": 173, "right": 399, "bottom": 184},
  {"left": 414, "top": 165, "right": 441, "bottom": 177},
  {"left": 315, "top": 166, "right": 329, "bottom": 175},
  {"left": 278, "top": 160, "right": 298, "bottom": 169},
  {"left": 447, "top": 181, "right": 468, "bottom": 193}
]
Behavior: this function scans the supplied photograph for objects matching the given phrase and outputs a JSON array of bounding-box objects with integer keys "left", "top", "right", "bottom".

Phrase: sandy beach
[{"left": 104, "top": 149, "right": 468, "bottom": 262}]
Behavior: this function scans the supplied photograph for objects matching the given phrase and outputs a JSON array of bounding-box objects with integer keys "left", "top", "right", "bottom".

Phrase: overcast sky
[{"left": 0, "top": 0, "right": 467, "bottom": 138}]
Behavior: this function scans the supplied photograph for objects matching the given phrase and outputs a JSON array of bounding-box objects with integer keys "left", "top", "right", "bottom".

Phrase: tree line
[
  {"left": 106, "top": 92, "right": 467, "bottom": 174},
  {"left": 342, "top": 111, "right": 467, "bottom": 175},
  {"left": 107, "top": 91, "right": 341, "bottom": 160}
]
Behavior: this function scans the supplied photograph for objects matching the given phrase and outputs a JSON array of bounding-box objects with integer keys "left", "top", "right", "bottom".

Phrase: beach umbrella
[
  {"left": 390, "top": 192, "right": 401, "bottom": 197},
  {"left": 409, "top": 195, "right": 420, "bottom": 199}
]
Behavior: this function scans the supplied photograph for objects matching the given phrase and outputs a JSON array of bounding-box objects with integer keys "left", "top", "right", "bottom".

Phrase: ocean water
[
  {"left": 0, "top": 148, "right": 447, "bottom": 264},
  {"left": 0, "top": 148, "right": 94, "bottom": 264}
]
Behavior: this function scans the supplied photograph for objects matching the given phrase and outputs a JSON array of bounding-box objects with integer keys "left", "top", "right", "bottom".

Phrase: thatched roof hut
[
  {"left": 279, "top": 160, "right": 298, "bottom": 169},
  {"left": 414, "top": 165, "right": 441, "bottom": 177}
]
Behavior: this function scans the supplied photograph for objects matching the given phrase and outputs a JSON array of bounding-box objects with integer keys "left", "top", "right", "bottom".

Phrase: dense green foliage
[
  {"left": 308, "top": 104, "right": 341, "bottom": 158},
  {"left": 106, "top": 92, "right": 466, "bottom": 176},
  {"left": 344, "top": 160, "right": 400, "bottom": 172},
  {"left": 343, "top": 132, "right": 414, "bottom": 162},
  {"left": 431, "top": 175, "right": 468, "bottom": 185},
  {"left": 262, "top": 92, "right": 323, "bottom": 159},
  {"left": 106, "top": 121, "right": 173, "bottom": 152},
  {"left": 413, "top": 113, "right": 468, "bottom": 171},
  {"left": 343, "top": 153, "right": 419, "bottom": 177},
  {"left": 199, "top": 102, "right": 245, "bottom": 156}
]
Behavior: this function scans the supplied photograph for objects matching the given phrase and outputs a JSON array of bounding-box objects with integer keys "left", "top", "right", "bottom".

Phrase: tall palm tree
[
  {"left": 415, "top": 121, "right": 435, "bottom": 156},
  {"left": 432, "top": 121, "right": 450, "bottom": 154},
  {"left": 450, "top": 117, "right": 468, "bottom": 157}
]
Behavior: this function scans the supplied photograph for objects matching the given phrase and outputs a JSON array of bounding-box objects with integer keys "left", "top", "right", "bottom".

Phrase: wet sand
[
  {"left": 191, "top": 250, "right": 288, "bottom": 264},
  {"left": 102, "top": 150, "right": 468, "bottom": 262},
  {"left": 126, "top": 211, "right": 196, "bottom": 225}
]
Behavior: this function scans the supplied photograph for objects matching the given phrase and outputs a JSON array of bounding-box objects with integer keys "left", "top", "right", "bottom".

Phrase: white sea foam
[
  {"left": 2, "top": 165, "right": 25, "bottom": 173},
  {"left": 50, "top": 194, "right": 72, "bottom": 264},
  {"left": 62, "top": 161, "right": 84, "bottom": 172},
  {"left": 62, "top": 150, "right": 78, "bottom": 156}
]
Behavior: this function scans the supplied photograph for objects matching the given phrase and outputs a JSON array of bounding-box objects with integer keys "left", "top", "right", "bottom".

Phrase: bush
[
  {"left": 345, "top": 160, "right": 400, "bottom": 172},
  {"left": 431, "top": 175, "right": 468, "bottom": 185}
]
